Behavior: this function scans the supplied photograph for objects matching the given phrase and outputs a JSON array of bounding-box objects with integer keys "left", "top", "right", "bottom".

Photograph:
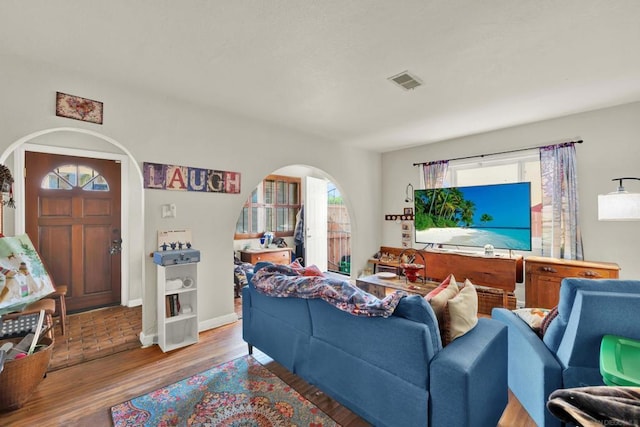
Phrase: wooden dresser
[
  {"left": 240, "top": 248, "right": 293, "bottom": 265},
  {"left": 525, "top": 256, "right": 620, "bottom": 309}
]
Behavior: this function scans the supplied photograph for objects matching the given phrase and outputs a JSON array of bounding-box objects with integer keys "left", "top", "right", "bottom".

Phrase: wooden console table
[
  {"left": 240, "top": 247, "right": 293, "bottom": 265},
  {"left": 357, "top": 274, "right": 439, "bottom": 299},
  {"left": 356, "top": 273, "right": 516, "bottom": 315},
  {"left": 370, "top": 246, "right": 523, "bottom": 308}
]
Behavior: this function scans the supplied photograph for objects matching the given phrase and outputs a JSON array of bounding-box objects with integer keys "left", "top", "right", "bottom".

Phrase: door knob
[{"left": 109, "top": 238, "right": 123, "bottom": 255}]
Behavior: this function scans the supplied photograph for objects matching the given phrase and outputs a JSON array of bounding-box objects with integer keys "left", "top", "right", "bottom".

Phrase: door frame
[
  {"left": 304, "top": 175, "right": 328, "bottom": 271},
  {"left": 13, "top": 142, "right": 131, "bottom": 306}
]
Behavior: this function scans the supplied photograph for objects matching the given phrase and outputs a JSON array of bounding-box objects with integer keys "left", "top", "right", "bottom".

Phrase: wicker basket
[
  {"left": 0, "top": 337, "right": 53, "bottom": 412},
  {"left": 476, "top": 286, "right": 516, "bottom": 315},
  {"left": 438, "top": 288, "right": 517, "bottom": 345}
]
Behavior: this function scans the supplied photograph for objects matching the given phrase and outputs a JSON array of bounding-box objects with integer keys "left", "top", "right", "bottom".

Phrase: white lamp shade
[{"left": 598, "top": 191, "right": 640, "bottom": 221}]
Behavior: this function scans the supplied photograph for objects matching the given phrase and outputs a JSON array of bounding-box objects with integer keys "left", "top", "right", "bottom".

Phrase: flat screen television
[{"left": 414, "top": 182, "right": 532, "bottom": 251}]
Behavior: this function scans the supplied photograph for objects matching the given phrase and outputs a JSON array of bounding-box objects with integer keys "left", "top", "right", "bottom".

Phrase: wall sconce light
[
  {"left": 404, "top": 183, "right": 414, "bottom": 203},
  {"left": 598, "top": 177, "right": 640, "bottom": 221}
]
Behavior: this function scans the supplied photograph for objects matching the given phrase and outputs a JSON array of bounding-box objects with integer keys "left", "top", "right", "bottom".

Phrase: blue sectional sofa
[
  {"left": 242, "top": 269, "right": 509, "bottom": 427},
  {"left": 493, "top": 278, "right": 640, "bottom": 427}
]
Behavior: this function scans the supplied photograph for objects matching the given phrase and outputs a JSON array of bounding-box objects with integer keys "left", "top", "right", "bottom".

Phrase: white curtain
[
  {"left": 422, "top": 160, "right": 449, "bottom": 189},
  {"left": 539, "top": 143, "right": 583, "bottom": 259}
]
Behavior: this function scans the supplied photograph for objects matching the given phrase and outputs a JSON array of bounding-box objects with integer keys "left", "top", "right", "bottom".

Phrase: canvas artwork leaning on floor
[{"left": 0, "top": 234, "right": 55, "bottom": 315}]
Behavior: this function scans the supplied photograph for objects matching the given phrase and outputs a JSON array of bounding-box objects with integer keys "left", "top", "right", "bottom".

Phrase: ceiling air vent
[{"left": 388, "top": 71, "right": 423, "bottom": 91}]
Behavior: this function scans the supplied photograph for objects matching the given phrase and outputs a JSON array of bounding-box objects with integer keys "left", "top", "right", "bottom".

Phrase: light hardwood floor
[{"left": 1, "top": 307, "right": 535, "bottom": 426}]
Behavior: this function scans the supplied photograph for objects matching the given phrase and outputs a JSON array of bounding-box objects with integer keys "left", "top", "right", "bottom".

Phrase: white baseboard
[
  {"left": 199, "top": 312, "right": 239, "bottom": 332},
  {"left": 139, "top": 331, "right": 156, "bottom": 347},
  {"left": 139, "top": 313, "right": 239, "bottom": 348},
  {"left": 127, "top": 298, "right": 143, "bottom": 307},
  {"left": 140, "top": 313, "right": 238, "bottom": 347}
]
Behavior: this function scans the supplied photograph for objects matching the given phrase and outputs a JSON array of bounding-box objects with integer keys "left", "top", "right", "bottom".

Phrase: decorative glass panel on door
[
  {"left": 41, "top": 172, "right": 73, "bottom": 190},
  {"left": 41, "top": 164, "right": 109, "bottom": 192}
]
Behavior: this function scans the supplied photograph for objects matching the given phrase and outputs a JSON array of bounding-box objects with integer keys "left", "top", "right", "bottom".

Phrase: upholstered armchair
[{"left": 492, "top": 278, "right": 640, "bottom": 427}]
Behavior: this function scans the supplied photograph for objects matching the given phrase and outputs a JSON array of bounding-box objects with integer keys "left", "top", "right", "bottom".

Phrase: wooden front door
[{"left": 25, "top": 151, "right": 122, "bottom": 312}]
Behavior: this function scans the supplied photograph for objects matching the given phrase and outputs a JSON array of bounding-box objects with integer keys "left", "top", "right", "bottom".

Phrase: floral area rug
[{"left": 110, "top": 355, "right": 340, "bottom": 426}]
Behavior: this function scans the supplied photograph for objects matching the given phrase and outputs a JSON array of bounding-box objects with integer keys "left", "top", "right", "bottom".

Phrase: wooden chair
[
  {"left": 19, "top": 285, "right": 67, "bottom": 336},
  {"left": 3, "top": 286, "right": 66, "bottom": 340},
  {"left": 15, "top": 298, "right": 56, "bottom": 340},
  {"left": 38, "top": 258, "right": 69, "bottom": 336},
  {"left": 49, "top": 285, "right": 67, "bottom": 336}
]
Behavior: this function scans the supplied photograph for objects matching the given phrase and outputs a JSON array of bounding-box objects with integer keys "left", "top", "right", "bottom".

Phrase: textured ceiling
[{"left": 1, "top": 0, "right": 640, "bottom": 152}]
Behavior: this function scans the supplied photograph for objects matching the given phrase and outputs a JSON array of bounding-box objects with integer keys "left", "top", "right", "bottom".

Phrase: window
[
  {"left": 327, "top": 182, "right": 352, "bottom": 274},
  {"left": 441, "top": 150, "right": 542, "bottom": 253},
  {"left": 235, "top": 175, "right": 301, "bottom": 239},
  {"left": 41, "top": 164, "right": 110, "bottom": 191}
]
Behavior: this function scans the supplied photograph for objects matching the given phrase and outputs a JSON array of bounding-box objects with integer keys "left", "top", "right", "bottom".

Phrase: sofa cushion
[
  {"left": 426, "top": 275, "right": 479, "bottom": 345},
  {"left": 425, "top": 274, "right": 459, "bottom": 327},
  {"left": 445, "top": 279, "right": 479, "bottom": 343},
  {"left": 301, "top": 264, "right": 324, "bottom": 276},
  {"left": 513, "top": 307, "right": 551, "bottom": 336},
  {"left": 426, "top": 273, "right": 456, "bottom": 298},
  {"left": 393, "top": 295, "right": 442, "bottom": 352},
  {"left": 543, "top": 278, "right": 640, "bottom": 353},
  {"left": 309, "top": 298, "right": 436, "bottom": 389},
  {"left": 245, "top": 282, "right": 312, "bottom": 333},
  {"left": 309, "top": 337, "right": 429, "bottom": 427},
  {"left": 540, "top": 305, "right": 559, "bottom": 337}
]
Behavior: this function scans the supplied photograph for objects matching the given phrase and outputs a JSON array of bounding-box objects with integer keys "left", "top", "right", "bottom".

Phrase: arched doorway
[
  {"left": 232, "top": 165, "right": 353, "bottom": 314},
  {"left": 0, "top": 127, "right": 145, "bottom": 323}
]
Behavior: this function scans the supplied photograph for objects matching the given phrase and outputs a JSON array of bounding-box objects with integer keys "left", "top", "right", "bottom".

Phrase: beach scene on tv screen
[{"left": 414, "top": 182, "right": 532, "bottom": 251}]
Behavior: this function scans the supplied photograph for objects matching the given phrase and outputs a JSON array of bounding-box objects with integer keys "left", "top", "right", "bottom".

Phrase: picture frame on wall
[
  {"left": 401, "top": 220, "right": 412, "bottom": 248},
  {"left": 56, "top": 92, "right": 104, "bottom": 124},
  {"left": 404, "top": 207, "right": 413, "bottom": 215}
]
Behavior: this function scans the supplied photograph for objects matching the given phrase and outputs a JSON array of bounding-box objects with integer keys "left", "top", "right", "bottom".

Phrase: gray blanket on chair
[{"left": 546, "top": 386, "right": 640, "bottom": 426}]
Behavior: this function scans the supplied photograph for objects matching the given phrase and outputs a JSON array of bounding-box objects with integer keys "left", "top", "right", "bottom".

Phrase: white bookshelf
[{"left": 156, "top": 262, "right": 198, "bottom": 352}]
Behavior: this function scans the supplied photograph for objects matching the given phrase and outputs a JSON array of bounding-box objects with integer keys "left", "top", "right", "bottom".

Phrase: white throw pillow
[{"left": 446, "top": 279, "right": 479, "bottom": 342}]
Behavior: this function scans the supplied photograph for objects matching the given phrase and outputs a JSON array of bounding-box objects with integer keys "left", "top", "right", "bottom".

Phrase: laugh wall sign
[{"left": 143, "top": 162, "right": 241, "bottom": 194}]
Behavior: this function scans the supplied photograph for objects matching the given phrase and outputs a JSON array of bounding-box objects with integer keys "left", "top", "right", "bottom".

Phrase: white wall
[
  {"left": 5, "top": 52, "right": 635, "bottom": 337},
  {"left": 383, "top": 101, "right": 640, "bottom": 280},
  {"left": 0, "top": 55, "right": 382, "bottom": 341}
]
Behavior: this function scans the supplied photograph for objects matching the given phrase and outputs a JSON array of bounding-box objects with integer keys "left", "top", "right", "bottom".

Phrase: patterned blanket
[
  {"left": 252, "top": 263, "right": 406, "bottom": 317},
  {"left": 234, "top": 260, "right": 253, "bottom": 287}
]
